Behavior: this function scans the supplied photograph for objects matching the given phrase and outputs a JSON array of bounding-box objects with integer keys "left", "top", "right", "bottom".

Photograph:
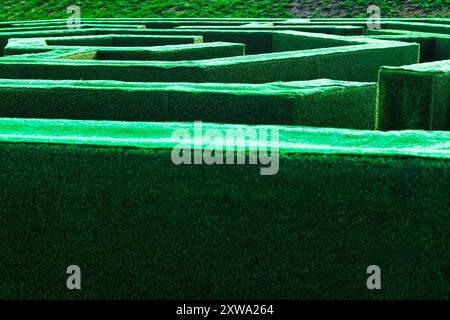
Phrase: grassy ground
[{"left": 0, "top": 0, "right": 449, "bottom": 22}]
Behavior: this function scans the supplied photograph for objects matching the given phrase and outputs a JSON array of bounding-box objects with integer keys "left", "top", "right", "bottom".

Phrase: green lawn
[{"left": 0, "top": 0, "right": 448, "bottom": 22}]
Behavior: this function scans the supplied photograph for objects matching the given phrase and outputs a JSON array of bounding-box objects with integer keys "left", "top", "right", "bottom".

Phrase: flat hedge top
[
  {"left": 0, "top": 78, "right": 374, "bottom": 93},
  {"left": 381, "top": 59, "right": 450, "bottom": 73},
  {"left": 0, "top": 35, "right": 417, "bottom": 68},
  {"left": 1, "top": 118, "right": 450, "bottom": 159},
  {"left": 5, "top": 40, "right": 242, "bottom": 56}
]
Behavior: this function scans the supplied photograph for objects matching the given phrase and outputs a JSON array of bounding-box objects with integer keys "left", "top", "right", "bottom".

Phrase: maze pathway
[{"left": 0, "top": 17, "right": 449, "bottom": 299}]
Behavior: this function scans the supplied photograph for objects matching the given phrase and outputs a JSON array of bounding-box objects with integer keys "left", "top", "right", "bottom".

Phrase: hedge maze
[{"left": 0, "top": 18, "right": 450, "bottom": 299}]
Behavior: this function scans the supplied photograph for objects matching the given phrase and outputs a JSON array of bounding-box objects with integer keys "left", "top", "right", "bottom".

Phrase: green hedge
[
  {"left": 5, "top": 30, "right": 359, "bottom": 56},
  {"left": 5, "top": 34, "right": 204, "bottom": 56},
  {"left": 279, "top": 21, "right": 450, "bottom": 34},
  {"left": 175, "top": 25, "right": 365, "bottom": 36},
  {"left": 0, "top": 18, "right": 277, "bottom": 29},
  {"left": 272, "top": 32, "right": 356, "bottom": 51},
  {"left": 378, "top": 60, "right": 450, "bottom": 130},
  {"left": 365, "top": 29, "right": 450, "bottom": 62},
  {"left": 0, "top": 32, "right": 419, "bottom": 83},
  {"left": 384, "top": 22, "right": 450, "bottom": 35},
  {"left": 96, "top": 42, "right": 245, "bottom": 61},
  {"left": 0, "top": 29, "right": 97, "bottom": 56},
  {"left": 1, "top": 119, "right": 450, "bottom": 299},
  {"left": 310, "top": 18, "right": 450, "bottom": 25},
  {"left": 0, "top": 79, "right": 377, "bottom": 129},
  {"left": 0, "top": 28, "right": 273, "bottom": 56},
  {"left": 108, "top": 28, "right": 274, "bottom": 54},
  {"left": 5, "top": 43, "right": 246, "bottom": 61},
  {"left": 0, "top": 24, "right": 146, "bottom": 32},
  {"left": 361, "top": 35, "right": 435, "bottom": 62}
]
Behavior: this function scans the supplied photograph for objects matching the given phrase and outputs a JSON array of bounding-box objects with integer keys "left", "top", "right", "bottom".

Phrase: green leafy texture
[
  {"left": 365, "top": 28, "right": 450, "bottom": 61},
  {"left": 0, "top": 17, "right": 448, "bottom": 299},
  {"left": 2, "top": 119, "right": 450, "bottom": 298},
  {"left": 359, "top": 35, "right": 435, "bottom": 62},
  {"left": 5, "top": 35, "right": 246, "bottom": 61},
  {"left": 378, "top": 60, "right": 450, "bottom": 130},
  {"left": 0, "top": 79, "right": 377, "bottom": 129},
  {"left": 0, "top": 30, "right": 419, "bottom": 82},
  {"left": 175, "top": 24, "right": 365, "bottom": 36},
  {"left": 0, "top": 0, "right": 448, "bottom": 21}
]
